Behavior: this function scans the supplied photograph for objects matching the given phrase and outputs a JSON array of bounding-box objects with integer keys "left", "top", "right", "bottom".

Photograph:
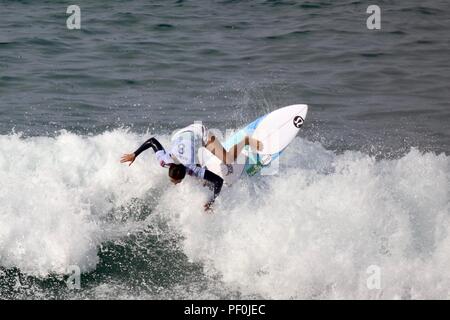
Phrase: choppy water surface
[{"left": 0, "top": 1, "right": 449, "bottom": 299}]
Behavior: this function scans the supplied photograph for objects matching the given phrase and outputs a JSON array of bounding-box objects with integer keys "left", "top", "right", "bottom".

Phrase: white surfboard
[{"left": 199, "top": 104, "right": 308, "bottom": 185}]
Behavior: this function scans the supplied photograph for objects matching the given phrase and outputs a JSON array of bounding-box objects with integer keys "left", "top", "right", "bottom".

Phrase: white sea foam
[
  {"left": 159, "top": 139, "right": 449, "bottom": 299},
  {"left": 0, "top": 130, "right": 167, "bottom": 276},
  {"left": 0, "top": 130, "right": 449, "bottom": 299}
]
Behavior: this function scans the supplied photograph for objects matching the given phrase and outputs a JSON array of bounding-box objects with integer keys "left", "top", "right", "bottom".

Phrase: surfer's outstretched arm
[
  {"left": 205, "top": 135, "right": 262, "bottom": 165},
  {"left": 134, "top": 137, "right": 164, "bottom": 155},
  {"left": 120, "top": 137, "right": 164, "bottom": 166}
]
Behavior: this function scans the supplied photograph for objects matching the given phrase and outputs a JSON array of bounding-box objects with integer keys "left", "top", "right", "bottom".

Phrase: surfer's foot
[{"left": 246, "top": 136, "right": 263, "bottom": 151}]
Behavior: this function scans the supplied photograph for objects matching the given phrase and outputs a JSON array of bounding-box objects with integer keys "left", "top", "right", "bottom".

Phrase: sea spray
[
  {"left": 0, "top": 130, "right": 449, "bottom": 299},
  {"left": 158, "top": 139, "right": 449, "bottom": 299}
]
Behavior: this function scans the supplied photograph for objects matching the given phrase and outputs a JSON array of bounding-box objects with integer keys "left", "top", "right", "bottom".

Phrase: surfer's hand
[
  {"left": 120, "top": 153, "right": 136, "bottom": 166},
  {"left": 204, "top": 201, "right": 214, "bottom": 213}
]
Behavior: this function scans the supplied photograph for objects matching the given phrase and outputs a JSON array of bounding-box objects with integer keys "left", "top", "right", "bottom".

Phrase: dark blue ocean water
[
  {"left": 0, "top": 1, "right": 449, "bottom": 299},
  {"left": 1, "top": 0, "right": 449, "bottom": 153}
]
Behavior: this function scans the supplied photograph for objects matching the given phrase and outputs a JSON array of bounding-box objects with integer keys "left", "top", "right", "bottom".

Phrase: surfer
[{"left": 120, "top": 123, "right": 262, "bottom": 211}]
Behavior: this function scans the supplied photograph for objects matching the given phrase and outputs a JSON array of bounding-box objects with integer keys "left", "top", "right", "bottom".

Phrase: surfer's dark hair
[{"left": 168, "top": 164, "right": 186, "bottom": 180}]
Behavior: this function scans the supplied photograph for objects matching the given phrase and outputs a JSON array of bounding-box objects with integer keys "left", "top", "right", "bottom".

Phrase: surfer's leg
[{"left": 205, "top": 134, "right": 261, "bottom": 165}]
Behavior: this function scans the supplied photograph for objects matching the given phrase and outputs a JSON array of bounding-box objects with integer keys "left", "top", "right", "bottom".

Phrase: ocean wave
[{"left": 0, "top": 130, "right": 448, "bottom": 299}]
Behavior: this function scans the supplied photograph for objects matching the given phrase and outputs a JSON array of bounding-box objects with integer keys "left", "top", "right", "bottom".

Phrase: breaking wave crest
[{"left": 0, "top": 130, "right": 449, "bottom": 299}]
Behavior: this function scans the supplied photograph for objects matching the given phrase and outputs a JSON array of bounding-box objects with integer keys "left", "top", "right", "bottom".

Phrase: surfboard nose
[
  {"left": 287, "top": 104, "right": 308, "bottom": 120},
  {"left": 302, "top": 104, "right": 308, "bottom": 119},
  {"left": 295, "top": 104, "right": 308, "bottom": 119}
]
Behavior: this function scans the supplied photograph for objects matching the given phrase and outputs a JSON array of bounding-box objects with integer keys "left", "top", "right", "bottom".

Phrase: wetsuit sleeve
[
  {"left": 133, "top": 137, "right": 164, "bottom": 157},
  {"left": 203, "top": 170, "right": 224, "bottom": 203}
]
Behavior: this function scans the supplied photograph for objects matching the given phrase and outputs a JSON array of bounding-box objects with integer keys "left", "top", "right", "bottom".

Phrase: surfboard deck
[{"left": 199, "top": 104, "right": 308, "bottom": 185}]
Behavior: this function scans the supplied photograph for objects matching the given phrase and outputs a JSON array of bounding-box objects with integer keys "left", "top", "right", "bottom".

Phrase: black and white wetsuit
[{"left": 133, "top": 137, "right": 223, "bottom": 203}]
